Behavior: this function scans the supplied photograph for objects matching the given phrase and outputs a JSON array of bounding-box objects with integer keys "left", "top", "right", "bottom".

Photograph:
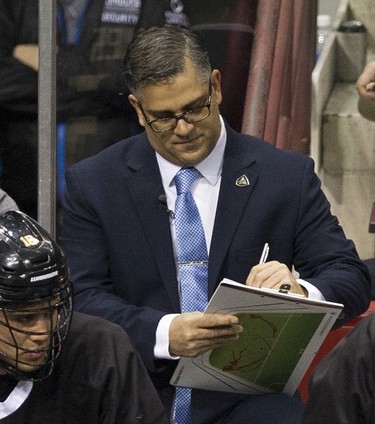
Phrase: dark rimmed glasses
[{"left": 139, "top": 84, "right": 212, "bottom": 133}]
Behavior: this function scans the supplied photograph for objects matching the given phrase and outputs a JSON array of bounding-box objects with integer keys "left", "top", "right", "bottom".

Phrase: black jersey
[
  {"left": 303, "top": 312, "right": 375, "bottom": 424},
  {"left": 0, "top": 312, "right": 167, "bottom": 424}
]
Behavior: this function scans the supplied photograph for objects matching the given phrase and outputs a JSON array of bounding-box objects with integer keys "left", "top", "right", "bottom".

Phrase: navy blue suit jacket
[{"left": 60, "top": 123, "right": 370, "bottom": 421}]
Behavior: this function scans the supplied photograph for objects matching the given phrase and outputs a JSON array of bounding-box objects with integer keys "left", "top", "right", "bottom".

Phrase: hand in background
[
  {"left": 13, "top": 44, "right": 39, "bottom": 71},
  {"left": 356, "top": 60, "right": 375, "bottom": 99}
]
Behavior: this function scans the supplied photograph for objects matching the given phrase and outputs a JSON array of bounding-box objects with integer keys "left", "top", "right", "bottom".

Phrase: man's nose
[{"left": 173, "top": 117, "right": 194, "bottom": 135}]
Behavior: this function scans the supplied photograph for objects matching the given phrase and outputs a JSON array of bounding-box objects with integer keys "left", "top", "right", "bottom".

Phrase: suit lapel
[
  {"left": 121, "top": 129, "right": 261, "bottom": 307},
  {"left": 124, "top": 136, "right": 180, "bottom": 311},
  {"left": 208, "top": 128, "right": 259, "bottom": 296}
]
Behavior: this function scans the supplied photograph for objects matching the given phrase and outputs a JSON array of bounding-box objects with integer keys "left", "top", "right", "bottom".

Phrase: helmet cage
[
  {"left": 0, "top": 278, "right": 72, "bottom": 381},
  {"left": 0, "top": 211, "right": 73, "bottom": 380}
]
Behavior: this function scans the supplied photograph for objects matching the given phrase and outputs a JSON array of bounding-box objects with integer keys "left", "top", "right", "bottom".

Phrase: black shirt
[{"left": 0, "top": 312, "right": 167, "bottom": 424}]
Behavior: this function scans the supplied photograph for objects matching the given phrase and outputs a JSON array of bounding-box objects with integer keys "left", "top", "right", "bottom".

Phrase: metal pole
[{"left": 38, "top": 0, "right": 57, "bottom": 237}]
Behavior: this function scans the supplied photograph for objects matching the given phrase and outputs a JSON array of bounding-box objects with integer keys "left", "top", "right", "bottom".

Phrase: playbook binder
[{"left": 171, "top": 278, "right": 343, "bottom": 395}]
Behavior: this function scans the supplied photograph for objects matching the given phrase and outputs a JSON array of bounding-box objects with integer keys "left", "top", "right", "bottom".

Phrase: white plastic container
[{"left": 316, "top": 14, "right": 332, "bottom": 60}]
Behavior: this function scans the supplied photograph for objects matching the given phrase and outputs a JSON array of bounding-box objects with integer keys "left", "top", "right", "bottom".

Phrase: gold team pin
[{"left": 235, "top": 175, "right": 250, "bottom": 187}]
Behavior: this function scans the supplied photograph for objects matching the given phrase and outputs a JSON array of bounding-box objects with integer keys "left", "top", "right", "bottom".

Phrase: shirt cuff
[
  {"left": 154, "top": 313, "right": 180, "bottom": 360},
  {"left": 298, "top": 278, "right": 325, "bottom": 301}
]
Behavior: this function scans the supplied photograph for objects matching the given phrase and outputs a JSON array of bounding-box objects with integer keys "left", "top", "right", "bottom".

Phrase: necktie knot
[{"left": 175, "top": 167, "right": 200, "bottom": 195}]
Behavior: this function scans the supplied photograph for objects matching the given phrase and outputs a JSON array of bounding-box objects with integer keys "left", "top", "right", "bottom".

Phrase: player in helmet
[
  {"left": 0, "top": 209, "right": 72, "bottom": 382},
  {"left": 0, "top": 210, "right": 167, "bottom": 423}
]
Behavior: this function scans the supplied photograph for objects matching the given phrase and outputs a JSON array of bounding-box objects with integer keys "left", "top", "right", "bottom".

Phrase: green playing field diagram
[{"left": 209, "top": 312, "right": 324, "bottom": 392}]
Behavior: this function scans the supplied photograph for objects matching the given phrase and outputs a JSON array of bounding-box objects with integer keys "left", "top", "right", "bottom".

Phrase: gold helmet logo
[{"left": 20, "top": 235, "right": 40, "bottom": 247}]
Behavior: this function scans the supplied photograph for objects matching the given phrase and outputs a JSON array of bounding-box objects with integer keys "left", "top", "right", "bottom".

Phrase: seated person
[
  {"left": 0, "top": 210, "right": 167, "bottom": 423},
  {"left": 60, "top": 25, "right": 371, "bottom": 424},
  {"left": 302, "top": 311, "right": 375, "bottom": 423}
]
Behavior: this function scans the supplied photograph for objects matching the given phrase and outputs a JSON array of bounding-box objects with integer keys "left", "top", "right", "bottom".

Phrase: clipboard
[{"left": 170, "top": 278, "right": 343, "bottom": 395}]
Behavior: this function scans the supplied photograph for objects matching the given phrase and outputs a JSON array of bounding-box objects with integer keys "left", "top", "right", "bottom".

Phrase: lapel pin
[{"left": 235, "top": 175, "right": 250, "bottom": 187}]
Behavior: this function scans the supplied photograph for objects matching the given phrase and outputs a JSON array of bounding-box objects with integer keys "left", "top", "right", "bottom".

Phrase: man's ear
[
  {"left": 211, "top": 69, "right": 222, "bottom": 106},
  {"left": 128, "top": 94, "right": 146, "bottom": 127}
]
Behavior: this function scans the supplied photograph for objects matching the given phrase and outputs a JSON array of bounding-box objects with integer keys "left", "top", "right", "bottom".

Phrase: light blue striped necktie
[{"left": 172, "top": 167, "right": 209, "bottom": 424}]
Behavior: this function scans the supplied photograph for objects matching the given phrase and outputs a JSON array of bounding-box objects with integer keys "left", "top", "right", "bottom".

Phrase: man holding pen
[{"left": 60, "top": 26, "right": 371, "bottom": 424}]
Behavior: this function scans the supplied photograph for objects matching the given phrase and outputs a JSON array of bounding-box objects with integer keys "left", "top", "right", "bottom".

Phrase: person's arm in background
[
  {"left": 12, "top": 44, "right": 38, "bottom": 71},
  {"left": 0, "top": 0, "right": 115, "bottom": 120},
  {"left": 356, "top": 61, "right": 375, "bottom": 125},
  {"left": 356, "top": 60, "right": 375, "bottom": 98},
  {"left": 0, "top": 1, "right": 39, "bottom": 115}
]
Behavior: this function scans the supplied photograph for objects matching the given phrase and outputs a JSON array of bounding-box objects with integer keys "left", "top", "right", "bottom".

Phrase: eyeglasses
[{"left": 139, "top": 85, "right": 212, "bottom": 133}]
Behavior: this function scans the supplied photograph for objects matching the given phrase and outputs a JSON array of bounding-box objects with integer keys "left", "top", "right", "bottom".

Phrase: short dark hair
[{"left": 123, "top": 25, "right": 211, "bottom": 97}]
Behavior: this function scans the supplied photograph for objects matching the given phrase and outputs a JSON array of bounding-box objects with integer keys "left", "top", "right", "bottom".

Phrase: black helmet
[{"left": 0, "top": 210, "right": 73, "bottom": 380}]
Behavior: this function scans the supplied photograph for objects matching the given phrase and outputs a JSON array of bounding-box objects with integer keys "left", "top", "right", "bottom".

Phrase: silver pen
[{"left": 259, "top": 243, "right": 269, "bottom": 264}]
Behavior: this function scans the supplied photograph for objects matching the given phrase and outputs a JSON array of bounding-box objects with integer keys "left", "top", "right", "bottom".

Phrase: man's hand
[
  {"left": 356, "top": 61, "right": 375, "bottom": 99},
  {"left": 246, "top": 260, "right": 306, "bottom": 296},
  {"left": 169, "top": 312, "right": 242, "bottom": 358},
  {"left": 13, "top": 44, "right": 39, "bottom": 71}
]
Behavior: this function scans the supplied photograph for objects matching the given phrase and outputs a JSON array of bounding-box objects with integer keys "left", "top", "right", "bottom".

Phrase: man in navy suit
[{"left": 60, "top": 26, "right": 371, "bottom": 424}]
